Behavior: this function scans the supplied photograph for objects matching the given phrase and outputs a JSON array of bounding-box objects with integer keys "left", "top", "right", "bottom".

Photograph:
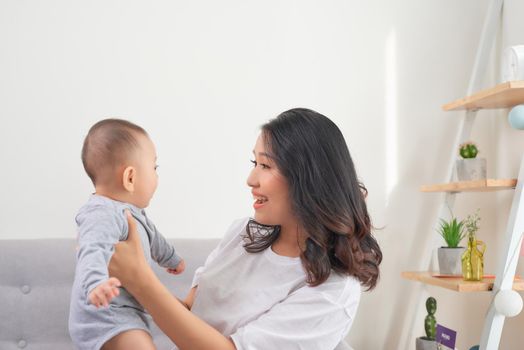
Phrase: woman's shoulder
[
  {"left": 223, "top": 217, "right": 250, "bottom": 239},
  {"left": 297, "top": 273, "right": 361, "bottom": 311},
  {"left": 214, "top": 217, "right": 250, "bottom": 249},
  {"left": 227, "top": 217, "right": 251, "bottom": 234}
]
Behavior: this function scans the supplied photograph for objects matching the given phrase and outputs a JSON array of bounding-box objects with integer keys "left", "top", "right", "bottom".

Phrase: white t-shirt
[{"left": 188, "top": 218, "right": 362, "bottom": 350}]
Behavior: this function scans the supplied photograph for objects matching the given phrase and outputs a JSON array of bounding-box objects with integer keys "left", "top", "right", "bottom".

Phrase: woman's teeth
[{"left": 255, "top": 196, "right": 268, "bottom": 204}]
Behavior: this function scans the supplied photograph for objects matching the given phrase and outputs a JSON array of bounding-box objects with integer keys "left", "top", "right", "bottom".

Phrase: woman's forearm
[
  {"left": 130, "top": 270, "right": 236, "bottom": 350},
  {"left": 109, "top": 212, "right": 232, "bottom": 349}
]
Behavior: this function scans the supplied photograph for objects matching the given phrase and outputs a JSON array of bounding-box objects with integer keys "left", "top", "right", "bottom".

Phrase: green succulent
[
  {"left": 459, "top": 142, "right": 478, "bottom": 159},
  {"left": 438, "top": 217, "right": 466, "bottom": 248}
]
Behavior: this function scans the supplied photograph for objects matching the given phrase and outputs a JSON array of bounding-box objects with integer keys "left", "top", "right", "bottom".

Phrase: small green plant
[
  {"left": 438, "top": 216, "right": 466, "bottom": 248},
  {"left": 464, "top": 209, "right": 481, "bottom": 238},
  {"left": 459, "top": 142, "right": 479, "bottom": 159},
  {"left": 424, "top": 297, "right": 437, "bottom": 340}
]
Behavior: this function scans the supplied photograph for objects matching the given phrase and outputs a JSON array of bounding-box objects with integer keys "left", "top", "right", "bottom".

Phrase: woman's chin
[{"left": 253, "top": 213, "right": 277, "bottom": 226}]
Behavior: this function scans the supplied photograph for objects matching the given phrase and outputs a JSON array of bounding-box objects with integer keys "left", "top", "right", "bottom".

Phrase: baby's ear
[{"left": 122, "top": 166, "right": 136, "bottom": 192}]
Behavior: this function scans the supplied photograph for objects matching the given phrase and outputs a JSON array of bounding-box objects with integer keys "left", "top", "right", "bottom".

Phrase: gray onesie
[{"left": 68, "top": 194, "right": 182, "bottom": 350}]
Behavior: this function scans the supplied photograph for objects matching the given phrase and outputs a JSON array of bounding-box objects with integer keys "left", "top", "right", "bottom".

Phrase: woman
[{"left": 109, "top": 108, "right": 382, "bottom": 350}]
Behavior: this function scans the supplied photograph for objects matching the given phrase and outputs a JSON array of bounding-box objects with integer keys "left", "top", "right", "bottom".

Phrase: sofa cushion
[{"left": 0, "top": 238, "right": 219, "bottom": 350}]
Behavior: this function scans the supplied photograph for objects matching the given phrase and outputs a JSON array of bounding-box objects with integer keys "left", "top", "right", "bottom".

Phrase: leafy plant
[
  {"left": 424, "top": 297, "right": 437, "bottom": 341},
  {"left": 464, "top": 209, "right": 481, "bottom": 238},
  {"left": 438, "top": 216, "right": 466, "bottom": 248},
  {"left": 459, "top": 142, "right": 479, "bottom": 159}
]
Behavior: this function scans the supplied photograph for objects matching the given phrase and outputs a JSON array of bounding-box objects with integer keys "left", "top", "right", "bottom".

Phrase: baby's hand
[
  {"left": 88, "top": 277, "right": 121, "bottom": 308},
  {"left": 167, "top": 259, "right": 185, "bottom": 275}
]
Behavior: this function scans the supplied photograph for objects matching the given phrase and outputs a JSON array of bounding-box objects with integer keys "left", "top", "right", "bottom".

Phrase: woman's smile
[{"left": 252, "top": 191, "right": 268, "bottom": 209}]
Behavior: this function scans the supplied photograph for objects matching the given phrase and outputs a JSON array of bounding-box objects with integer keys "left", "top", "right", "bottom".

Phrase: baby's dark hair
[{"left": 81, "top": 118, "right": 148, "bottom": 186}]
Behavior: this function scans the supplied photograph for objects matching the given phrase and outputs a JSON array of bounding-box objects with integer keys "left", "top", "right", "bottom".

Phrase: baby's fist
[{"left": 167, "top": 259, "right": 185, "bottom": 275}]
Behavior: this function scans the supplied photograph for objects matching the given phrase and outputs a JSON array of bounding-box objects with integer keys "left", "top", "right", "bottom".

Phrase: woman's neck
[{"left": 271, "top": 223, "right": 305, "bottom": 258}]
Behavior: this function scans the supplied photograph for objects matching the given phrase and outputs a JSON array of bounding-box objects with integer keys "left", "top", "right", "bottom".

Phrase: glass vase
[{"left": 462, "top": 235, "right": 486, "bottom": 281}]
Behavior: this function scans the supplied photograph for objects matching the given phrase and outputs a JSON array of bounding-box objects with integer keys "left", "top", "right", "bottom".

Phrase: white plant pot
[
  {"left": 438, "top": 247, "right": 466, "bottom": 275},
  {"left": 456, "top": 158, "right": 486, "bottom": 181},
  {"left": 416, "top": 337, "right": 438, "bottom": 350}
]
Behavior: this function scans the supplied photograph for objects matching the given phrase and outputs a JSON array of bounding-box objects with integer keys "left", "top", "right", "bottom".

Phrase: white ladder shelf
[{"left": 400, "top": 0, "right": 524, "bottom": 348}]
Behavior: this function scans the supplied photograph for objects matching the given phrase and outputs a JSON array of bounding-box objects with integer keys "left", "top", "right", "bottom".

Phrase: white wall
[
  {"left": 3, "top": 0, "right": 524, "bottom": 349},
  {"left": 0, "top": 0, "right": 403, "bottom": 241}
]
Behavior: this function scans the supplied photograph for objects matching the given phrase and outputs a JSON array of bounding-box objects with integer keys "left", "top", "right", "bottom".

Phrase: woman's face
[{"left": 246, "top": 133, "right": 294, "bottom": 227}]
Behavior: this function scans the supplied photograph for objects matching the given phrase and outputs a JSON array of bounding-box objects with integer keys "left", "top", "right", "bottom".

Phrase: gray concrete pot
[
  {"left": 456, "top": 158, "right": 486, "bottom": 181},
  {"left": 416, "top": 337, "right": 438, "bottom": 350},
  {"left": 438, "top": 247, "right": 466, "bottom": 275}
]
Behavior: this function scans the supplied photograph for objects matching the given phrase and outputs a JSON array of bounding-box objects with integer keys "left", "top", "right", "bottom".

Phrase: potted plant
[
  {"left": 456, "top": 141, "right": 486, "bottom": 181},
  {"left": 462, "top": 209, "right": 486, "bottom": 281},
  {"left": 437, "top": 214, "right": 466, "bottom": 275},
  {"left": 416, "top": 297, "right": 438, "bottom": 350}
]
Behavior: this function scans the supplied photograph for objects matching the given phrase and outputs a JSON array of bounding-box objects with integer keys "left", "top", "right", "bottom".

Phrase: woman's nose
[{"left": 246, "top": 167, "right": 258, "bottom": 188}]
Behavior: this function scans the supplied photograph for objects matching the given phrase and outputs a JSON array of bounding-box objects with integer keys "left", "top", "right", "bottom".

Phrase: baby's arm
[
  {"left": 76, "top": 205, "right": 125, "bottom": 305},
  {"left": 145, "top": 216, "right": 183, "bottom": 271}
]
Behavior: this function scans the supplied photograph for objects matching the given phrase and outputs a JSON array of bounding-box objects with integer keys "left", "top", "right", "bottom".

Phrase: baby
[{"left": 69, "top": 119, "right": 184, "bottom": 350}]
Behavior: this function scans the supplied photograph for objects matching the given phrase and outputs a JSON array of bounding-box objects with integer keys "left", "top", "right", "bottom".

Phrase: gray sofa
[
  {"left": 0, "top": 238, "right": 353, "bottom": 350},
  {"left": 0, "top": 238, "right": 218, "bottom": 350}
]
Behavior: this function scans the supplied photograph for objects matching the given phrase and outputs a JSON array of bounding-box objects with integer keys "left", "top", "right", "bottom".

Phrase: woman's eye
[
  {"left": 250, "top": 159, "right": 270, "bottom": 169},
  {"left": 154, "top": 165, "right": 159, "bottom": 171}
]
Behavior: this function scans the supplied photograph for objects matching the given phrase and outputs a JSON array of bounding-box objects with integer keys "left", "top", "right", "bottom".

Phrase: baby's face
[{"left": 131, "top": 135, "right": 159, "bottom": 208}]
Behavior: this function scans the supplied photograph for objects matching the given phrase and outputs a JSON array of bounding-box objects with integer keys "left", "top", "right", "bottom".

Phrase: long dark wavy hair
[{"left": 243, "top": 108, "right": 382, "bottom": 290}]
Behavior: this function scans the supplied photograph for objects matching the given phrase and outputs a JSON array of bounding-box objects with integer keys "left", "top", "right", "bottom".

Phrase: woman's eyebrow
[{"left": 252, "top": 151, "right": 274, "bottom": 159}]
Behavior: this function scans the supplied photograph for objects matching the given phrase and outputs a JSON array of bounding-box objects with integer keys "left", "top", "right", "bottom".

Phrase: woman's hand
[{"left": 109, "top": 210, "right": 151, "bottom": 291}]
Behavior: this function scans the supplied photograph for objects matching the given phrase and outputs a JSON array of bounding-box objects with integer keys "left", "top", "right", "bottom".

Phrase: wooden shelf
[
  {"left": 443, "top": 81, "right": 524, "bottom": 111},
  {"left": 420, "top": 179, "right": 517, "bottom": 193},
  {"left": 401, "top": 271, "right": 524, "bottom": 292}
]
